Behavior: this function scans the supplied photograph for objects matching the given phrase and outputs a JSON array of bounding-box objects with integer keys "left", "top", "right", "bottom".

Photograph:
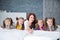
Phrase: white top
[{"left": 24, "top": 20, "right": 29, "bottom": 29}]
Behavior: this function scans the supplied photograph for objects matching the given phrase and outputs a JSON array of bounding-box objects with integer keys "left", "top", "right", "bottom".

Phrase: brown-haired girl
[
  {"left": 1, "top": 18, "right": 15, "bottom": 29},
  {"left": 45, "top": 17, "right": 58, "bottom": 31}
]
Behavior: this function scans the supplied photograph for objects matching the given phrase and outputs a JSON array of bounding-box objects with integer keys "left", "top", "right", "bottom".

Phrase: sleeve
[{"left": 24, "top": 21, "right": 28, "bottom": 30}]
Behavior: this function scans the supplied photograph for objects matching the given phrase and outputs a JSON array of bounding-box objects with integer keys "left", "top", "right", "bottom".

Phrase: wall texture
[
  {"left": 0, "top": 0, "right": 43, "bottom": 19},
  {"left": 0, "top": 0, "right": 60, "bottom": 25},
  {"left": 43, "top": 0, "right": 60, "bottom": 25}
]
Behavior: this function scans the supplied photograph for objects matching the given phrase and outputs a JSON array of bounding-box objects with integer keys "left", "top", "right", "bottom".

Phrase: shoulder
[{"left": 24, "top": 20, "right": 28, "bottom": 23}]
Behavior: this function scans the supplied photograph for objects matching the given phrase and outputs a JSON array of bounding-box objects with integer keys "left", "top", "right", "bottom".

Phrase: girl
[
  {"left": 35, "top": 19, "right": 45, "bottom": 30},
  {"left": 16, "top": 17, "right": 24, "bottom": 30},
  {"left": 1, "top": 18, "right": 15, "bottom": 29},
  {"left": 45, "top": 17, "right": 58, "bottom": 31},
  {"left": 24, "top": 13, "right": 37, "bottom": 33}
]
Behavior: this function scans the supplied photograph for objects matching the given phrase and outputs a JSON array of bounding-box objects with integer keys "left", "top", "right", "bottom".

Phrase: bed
[{"left": 0, "top": 27, "right": 60, "bottom": 40}]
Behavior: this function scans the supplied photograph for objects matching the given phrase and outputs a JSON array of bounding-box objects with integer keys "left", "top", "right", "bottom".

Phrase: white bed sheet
[{"left": 0, "top": 28, "right": 60, "bottom": 40}]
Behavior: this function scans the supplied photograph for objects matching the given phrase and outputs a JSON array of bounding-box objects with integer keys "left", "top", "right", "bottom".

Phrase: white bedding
[
  {"left": 0, "top": 28, "right": 60, "bottom": 40},
  {"left": 24, "top": 35, "right": 53, "bottom": 40}
]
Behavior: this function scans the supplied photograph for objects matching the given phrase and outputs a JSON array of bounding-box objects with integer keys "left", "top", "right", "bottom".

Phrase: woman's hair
[
  {"left": 16, "top": 17, "right": 24, "bottom": 30},
  {"left": 2, "top": 18, "right": 13, "bottom": 28},
  {"left": 27, "top": 13, "right": 36, "bottom": 21},
  {"left": 45, "top": 17, "right": 58, "bottom": 30},
  {"left": 27, "top": 13, "right": 37, "bottom": 29}
]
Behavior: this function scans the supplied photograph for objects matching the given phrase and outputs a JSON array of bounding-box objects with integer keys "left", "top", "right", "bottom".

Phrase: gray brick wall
[
  {"left": 0, "top": 0, "right": 60, "bottom": 25},
  {"left": 0, "top": 0, "right": 43, "bottom": 19},
  {"left": 43, "top": 0, "right": 60, "bottom": 25}
]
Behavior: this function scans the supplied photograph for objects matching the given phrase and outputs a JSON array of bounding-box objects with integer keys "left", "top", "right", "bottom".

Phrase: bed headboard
[{"left": 0, "top": 12, "right": 26, "bottom": 26}]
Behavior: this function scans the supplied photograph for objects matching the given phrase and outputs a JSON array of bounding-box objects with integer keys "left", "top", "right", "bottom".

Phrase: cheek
[
  {"left": 8, "top": 22, "right": 11, "bottom": 25},
  {"left": 38, "top": 22, "right": 43, "bottom": 26},
  {"left": 19, "top": 20, "right": 23, "bottom": 24},
  {"left": 21, "top": 21, "right": 24, "bottom": 24},
  {"left": 29, "top": 18, "right": 34, "bottom": 22},
  {"left": 32, "top": 19, "right": 34, "bottom": 22},
  {"left": 31, "top": 18, "right": 34, "bottom": 21},
  {"left": 5, "top": 22, "right": 8, "bottom": 25},
  {"left": 47, "top": 21, "right": 53, "bottom": 26},
  {"left": 5, "top": 21, "right": 8, "bottom": 25},
  {"left": 47, "top": 21, "right": 50, "bottom": 25},
  {"left": 5, "top": 22, "right": 10, "bottom": 25},
  {"left": 19, "top": 21, "right": 21, "bottom": 24},
  {"left": 41, "top": 23, "right": 43, "bottom": 25},
  {"left": 50, "top": 23, "right": 53, "bottom": 25}
]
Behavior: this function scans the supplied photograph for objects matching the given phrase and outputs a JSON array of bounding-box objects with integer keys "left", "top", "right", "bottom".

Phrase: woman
[{"left": 24, "top": 13, "right": 37, "bottom": 33}]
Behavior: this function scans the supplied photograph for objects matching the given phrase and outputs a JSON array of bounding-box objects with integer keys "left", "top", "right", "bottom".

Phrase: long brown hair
[
  {"left": 45, "top": 17, "right": 58, "bottom": 30},
  {"left": 27, "top": 13, "right": 37, "bottom": 29}
]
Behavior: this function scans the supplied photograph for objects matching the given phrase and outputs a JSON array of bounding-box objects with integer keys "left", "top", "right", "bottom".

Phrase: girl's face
[
  {"left": 18, "top": 19, "right": 24, "bottom": 25},
  {"left": 38, "top": 20, "right": 43, "bottom": 27},
  {"left": 5, "top": 19, "right": 11, "bottom": 26},
  {"left": 47, "top": 19, "right": 53, "bottom": 27},
  {"left": 29, "top": 15, "right": 34, "bottom": 23}
]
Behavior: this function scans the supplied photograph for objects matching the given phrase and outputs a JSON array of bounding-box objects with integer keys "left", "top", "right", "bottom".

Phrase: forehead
[
  {"left": 18, "top": 19, "right": 24, "bottom": 21},
  {"left": 38, "top": 20, "right": 43, "bottom": 21},
  {"left": 47, "top": 19, "right": 53, "bottom": 21},
  {"left": 5, "top": 19, "right": 10, "bottom": 21},
  {"left": 38, "top": 20, "right": 43, "bottom": 22},
  {"left": 30, "top": 15, "right": 34, "bottom": 17}
]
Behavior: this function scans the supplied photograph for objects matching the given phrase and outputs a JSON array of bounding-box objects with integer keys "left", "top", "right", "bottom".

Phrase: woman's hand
[{"left": 26, "top": 27, "right": 33, "bottom": 33}]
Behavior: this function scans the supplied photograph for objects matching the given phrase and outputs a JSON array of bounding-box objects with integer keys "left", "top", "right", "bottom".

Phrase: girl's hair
[
  {"left": 45, "top": 17, "right": 58, "bottom": 30},
  {"left": 16, "top": 17, "right": 24, "bottom": 21},
  {"left": 2, "top": 18, "right": 13, "bottom": 28},
  {"left": 27, "top": 13, "right": 37, "bottom": 29},
  {"left": 16, "top": 17, "right": 24, "bottom": 30}
]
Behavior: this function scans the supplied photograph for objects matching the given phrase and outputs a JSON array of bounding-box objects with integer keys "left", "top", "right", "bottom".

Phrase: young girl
[
  {"left": 1, "top": 18, "right": 15, "bottom": 29},
  {"left": 45, "top": 17, "right": 58, "bottom": 31},
  {"left": 35, "top": 19, "right": 45, "bottom": 30},
  {"left": 16, "top": 17, "right": 24, "bottom": 30}
]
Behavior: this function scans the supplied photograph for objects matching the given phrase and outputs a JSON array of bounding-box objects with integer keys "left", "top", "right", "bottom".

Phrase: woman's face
[
  {"left": 38, "top": 20, "right": 43, "bottom": 27},
  {"left": 5, "top": 19, "right": 11, "bottom": 26},
  {"left": 47, "top": 19, "right": 53, "bottom": 27},
  {"left": 29, "top": 15, "right": 35, "bottom": 23},
  {"left": 18, "top": 19, "right": 24, "bottom": 25}
]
